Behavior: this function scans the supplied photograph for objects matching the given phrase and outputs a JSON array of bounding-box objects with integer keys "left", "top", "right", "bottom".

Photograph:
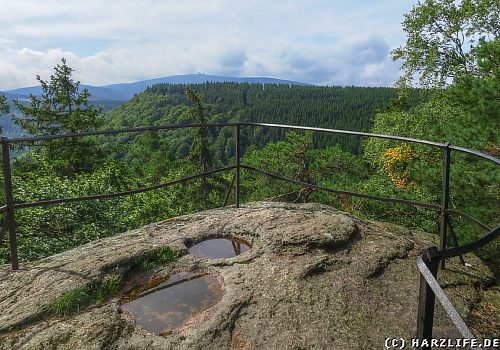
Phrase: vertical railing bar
[
  {"left": 447, "top": 219, "right": 465, "bottom": 265},
  {"left": 223, "top": 172, "right": 237, "bottom": 207},
  {"left": 1, "top": 137, "right": 19, "bottom": 270},
  {"left": 0, "top": 214, "right": 8, "bottom": 244},
  {"left": 439, "top": 143, "right": 451, "bottom": 269},
  {"left": 416, "top": 247, "right": 440, "bottom": 349},
  {"left": 235, "top": 124, "right": 241, "bottom": 208},
  {"left": 416, "top": 252, "right": 479, "bottom": 345}
]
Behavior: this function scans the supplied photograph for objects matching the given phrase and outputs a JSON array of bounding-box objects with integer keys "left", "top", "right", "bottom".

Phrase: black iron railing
[{"left": 0, "top": 122, "right": 498, "bottom": 348}]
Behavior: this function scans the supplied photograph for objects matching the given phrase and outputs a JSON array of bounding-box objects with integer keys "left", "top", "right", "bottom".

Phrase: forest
[
  {"left": 105, "top": 82, "right": 401, "bottom": 156},
  {"left": 0, "top": 0, "right": 498, "bottom": 271}
]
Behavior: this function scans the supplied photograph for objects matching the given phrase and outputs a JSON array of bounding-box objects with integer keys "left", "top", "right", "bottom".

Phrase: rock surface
[{"left": 0, "top": 202, "right": 496, "bottom": 349}]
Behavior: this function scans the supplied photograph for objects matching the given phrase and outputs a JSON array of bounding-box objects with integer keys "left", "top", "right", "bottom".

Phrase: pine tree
[
  {"left": 185, "top": 87, "right": 214, "bottom": 209},
  {"left": 13, "top": 58, "right": 104, "bottom": 175},
  {"left": 0, "top": 94, "right": 9, "bottom": 115}
]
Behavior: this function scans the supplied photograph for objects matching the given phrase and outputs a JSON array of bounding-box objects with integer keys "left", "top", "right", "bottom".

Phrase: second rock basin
[{"left": 188, "top": 237, "right": 252, "bottom": 259}]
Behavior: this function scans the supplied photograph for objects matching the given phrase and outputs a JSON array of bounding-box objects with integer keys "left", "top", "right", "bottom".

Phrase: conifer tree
[
  {"left": 13, "top": 58, "right": 104, "bottom": 175},
  {"left": 0, "top": 94, "right": 9, "bottom": 115},
  {"left": 185, "top": 87, "right": 213, "bottom": 209}
]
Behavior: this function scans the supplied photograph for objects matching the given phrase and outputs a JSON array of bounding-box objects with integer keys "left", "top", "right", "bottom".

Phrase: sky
[{"left": 0, "top": 0, "right": 418, "bottom": 90}]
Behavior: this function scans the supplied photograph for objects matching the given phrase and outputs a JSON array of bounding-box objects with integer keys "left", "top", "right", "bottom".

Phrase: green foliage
[
  {"left": 1, "top": 39, "right": 497, "bottom": 274},
  {"left": 126, "top": 128, "right": 172, "bottom": 183},
  {"left": 95, "top": 273, "right": 123, "bottom": 305},
  {"left": 242, "top": 131, "right": 366, "bottom": 204},
  {"left": 185, "top": 87, "right": 216, "bottom": 209},
  {"left": 186, "top": 87, "right": 212, "bottom": 170},
  {"left": 137, "top": 246, "right": 178, "bottom": 271},
  {"left": 48, "top": 273, "right": 122, "bottom": 315},
  {"left": 365, "top": 96, "right": 495, "bottom": 163},
  {"left": 353, "top": 174, "right": 440, "bottom": 233},
  {"left": 48, "top": 287, "right": 92, "bottom": 316},
  {"left": 242, "top": 132, "right": 313, "bottom": 202},
  {"left": 105, "top": 83, "right": 399, "bottom": 156},
  {"left": 0, "top": 154, "right": 193, "bottom": 263},
  {"left": 392, "top": 0, "right": 499, "bottom": 87},
  {"left": 447, "top": 38, "right": 500, "bottom": 121},
  {"left": 46, "top": 249, "right": 178, "bottom": 316},
  {"left": 13, "top": 58, "right": 103, "bottom": 135},
  {"left": 12, "top": 58, "right": 105, "bottom": 175},
  {"left": 363, "top": 96, "right": 498, "bottom": 251},
  {"left": 369, "top": 0, "right": 499, "bottom": 264},
  {"left": 0, "top": 94, "right": 9, "bottom": 115},
  {"left": 7, "top": 159, "right": 131, "bottom": 261}
]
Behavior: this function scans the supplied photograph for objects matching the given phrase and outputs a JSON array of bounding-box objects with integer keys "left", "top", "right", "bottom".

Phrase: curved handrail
[
  {"left": 416, "top": 224, "right": 499, "bottom": 346},
  {"left": 1, "top": 122, "right": 498, "bottom": 266},
  {"left": 13, "top": 166, "right": 236, "bottom": 209},
  {"left": 241, "top": 122, "right": 447, "bottom": 147},
  {"left": 2, "top": 121, "right": 497, "bottom": 345},
  {"left": 2, "top": 122, "right": 497, "bottom": 236},
  {"left": 449, "top": 145, "right": 500, "bottom": 165},
  {"left": 242, "top": 165, "right": 441, "bottom": 210},
  {"left": 7, "top": 123, "right": 240, "bottom": 143},
  {"left": 437, "top": 225, "right": 499, "bottom": 260},
  {"left": 446, "top": 209, "right": 492, "bottom": 231},
  {"left": 416, "top": 256, "right": 477, "bottom": 340},
  {"left": 5, "top": 121, "right": 499, "bottom": 165}
]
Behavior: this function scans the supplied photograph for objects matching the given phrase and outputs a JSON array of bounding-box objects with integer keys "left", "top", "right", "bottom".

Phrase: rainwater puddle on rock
[
  {"left": 120, "top": 271, "right": 223, "bottom": 336},
  {"left": 188, "top": 237, "right": 251, "bottom": 259}
]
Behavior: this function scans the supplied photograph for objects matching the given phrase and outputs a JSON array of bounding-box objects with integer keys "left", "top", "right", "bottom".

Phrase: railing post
[
  {"left": 416, "top": 247, "right": 439, "bottom": 349},
  {"left": 1, "top": 137, "right": 19, "bottom": 270},
  {"left": 447, "top": 219, "right": 465, "bottom": 265},
  {"left": 235, "top": 124, "right": 240, "bottom": 208},
  {"left": 439, "top": 143, "right": 451, "bottom": 269},
  {"left": 223, "top": 172, "right": 236, "bottom": 208}
]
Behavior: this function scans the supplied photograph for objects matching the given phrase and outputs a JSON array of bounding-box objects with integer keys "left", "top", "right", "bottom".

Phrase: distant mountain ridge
[{"left": 2, "top": 74, "right": 311, "bottom": 101}]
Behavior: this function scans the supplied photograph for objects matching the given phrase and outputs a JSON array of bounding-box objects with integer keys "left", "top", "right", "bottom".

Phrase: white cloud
[{"left": 0, "top": 0, "right": 415, "bottom": 90}]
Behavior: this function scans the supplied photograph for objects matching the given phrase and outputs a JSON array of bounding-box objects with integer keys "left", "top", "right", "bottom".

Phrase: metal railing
[
  {"left": 416, "top": 225, "right": 499, "bottom": 350},
  {"left": 0, "top": 122, "right": 498, "bottom": 348}
]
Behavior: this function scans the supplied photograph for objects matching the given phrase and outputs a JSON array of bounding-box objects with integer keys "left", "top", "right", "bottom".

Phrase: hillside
[
  {"left": 101, "top": 74, "right": 311, "bottom": 100},
  {"left": 0, "top": 99, "right": 123, "bottom": 136},
  {"left": 1, "top": 76, "right": 314, "bottom": 136},
  {"left": 105, "top": 82, "right": 399, "bottom": 155},
  {"left": 2, "top": 74, "right": 310, "bottom": 102}
]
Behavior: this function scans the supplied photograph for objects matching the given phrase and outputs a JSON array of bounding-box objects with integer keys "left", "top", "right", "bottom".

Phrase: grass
[
  {"left": 48, "top": 287, "right": 92, "bottom": 316},
  {"left": 95, "top": 273, "right": 123, "bottom": 305},
  {"left": 47, "top": 246, "right": 179, "bottom": 316},
  {"left": 48, "top": 273, "right": 122, "bottom": 316},
  {"left": 137, "top": 246, "right": 178, "bottom": 271}
]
